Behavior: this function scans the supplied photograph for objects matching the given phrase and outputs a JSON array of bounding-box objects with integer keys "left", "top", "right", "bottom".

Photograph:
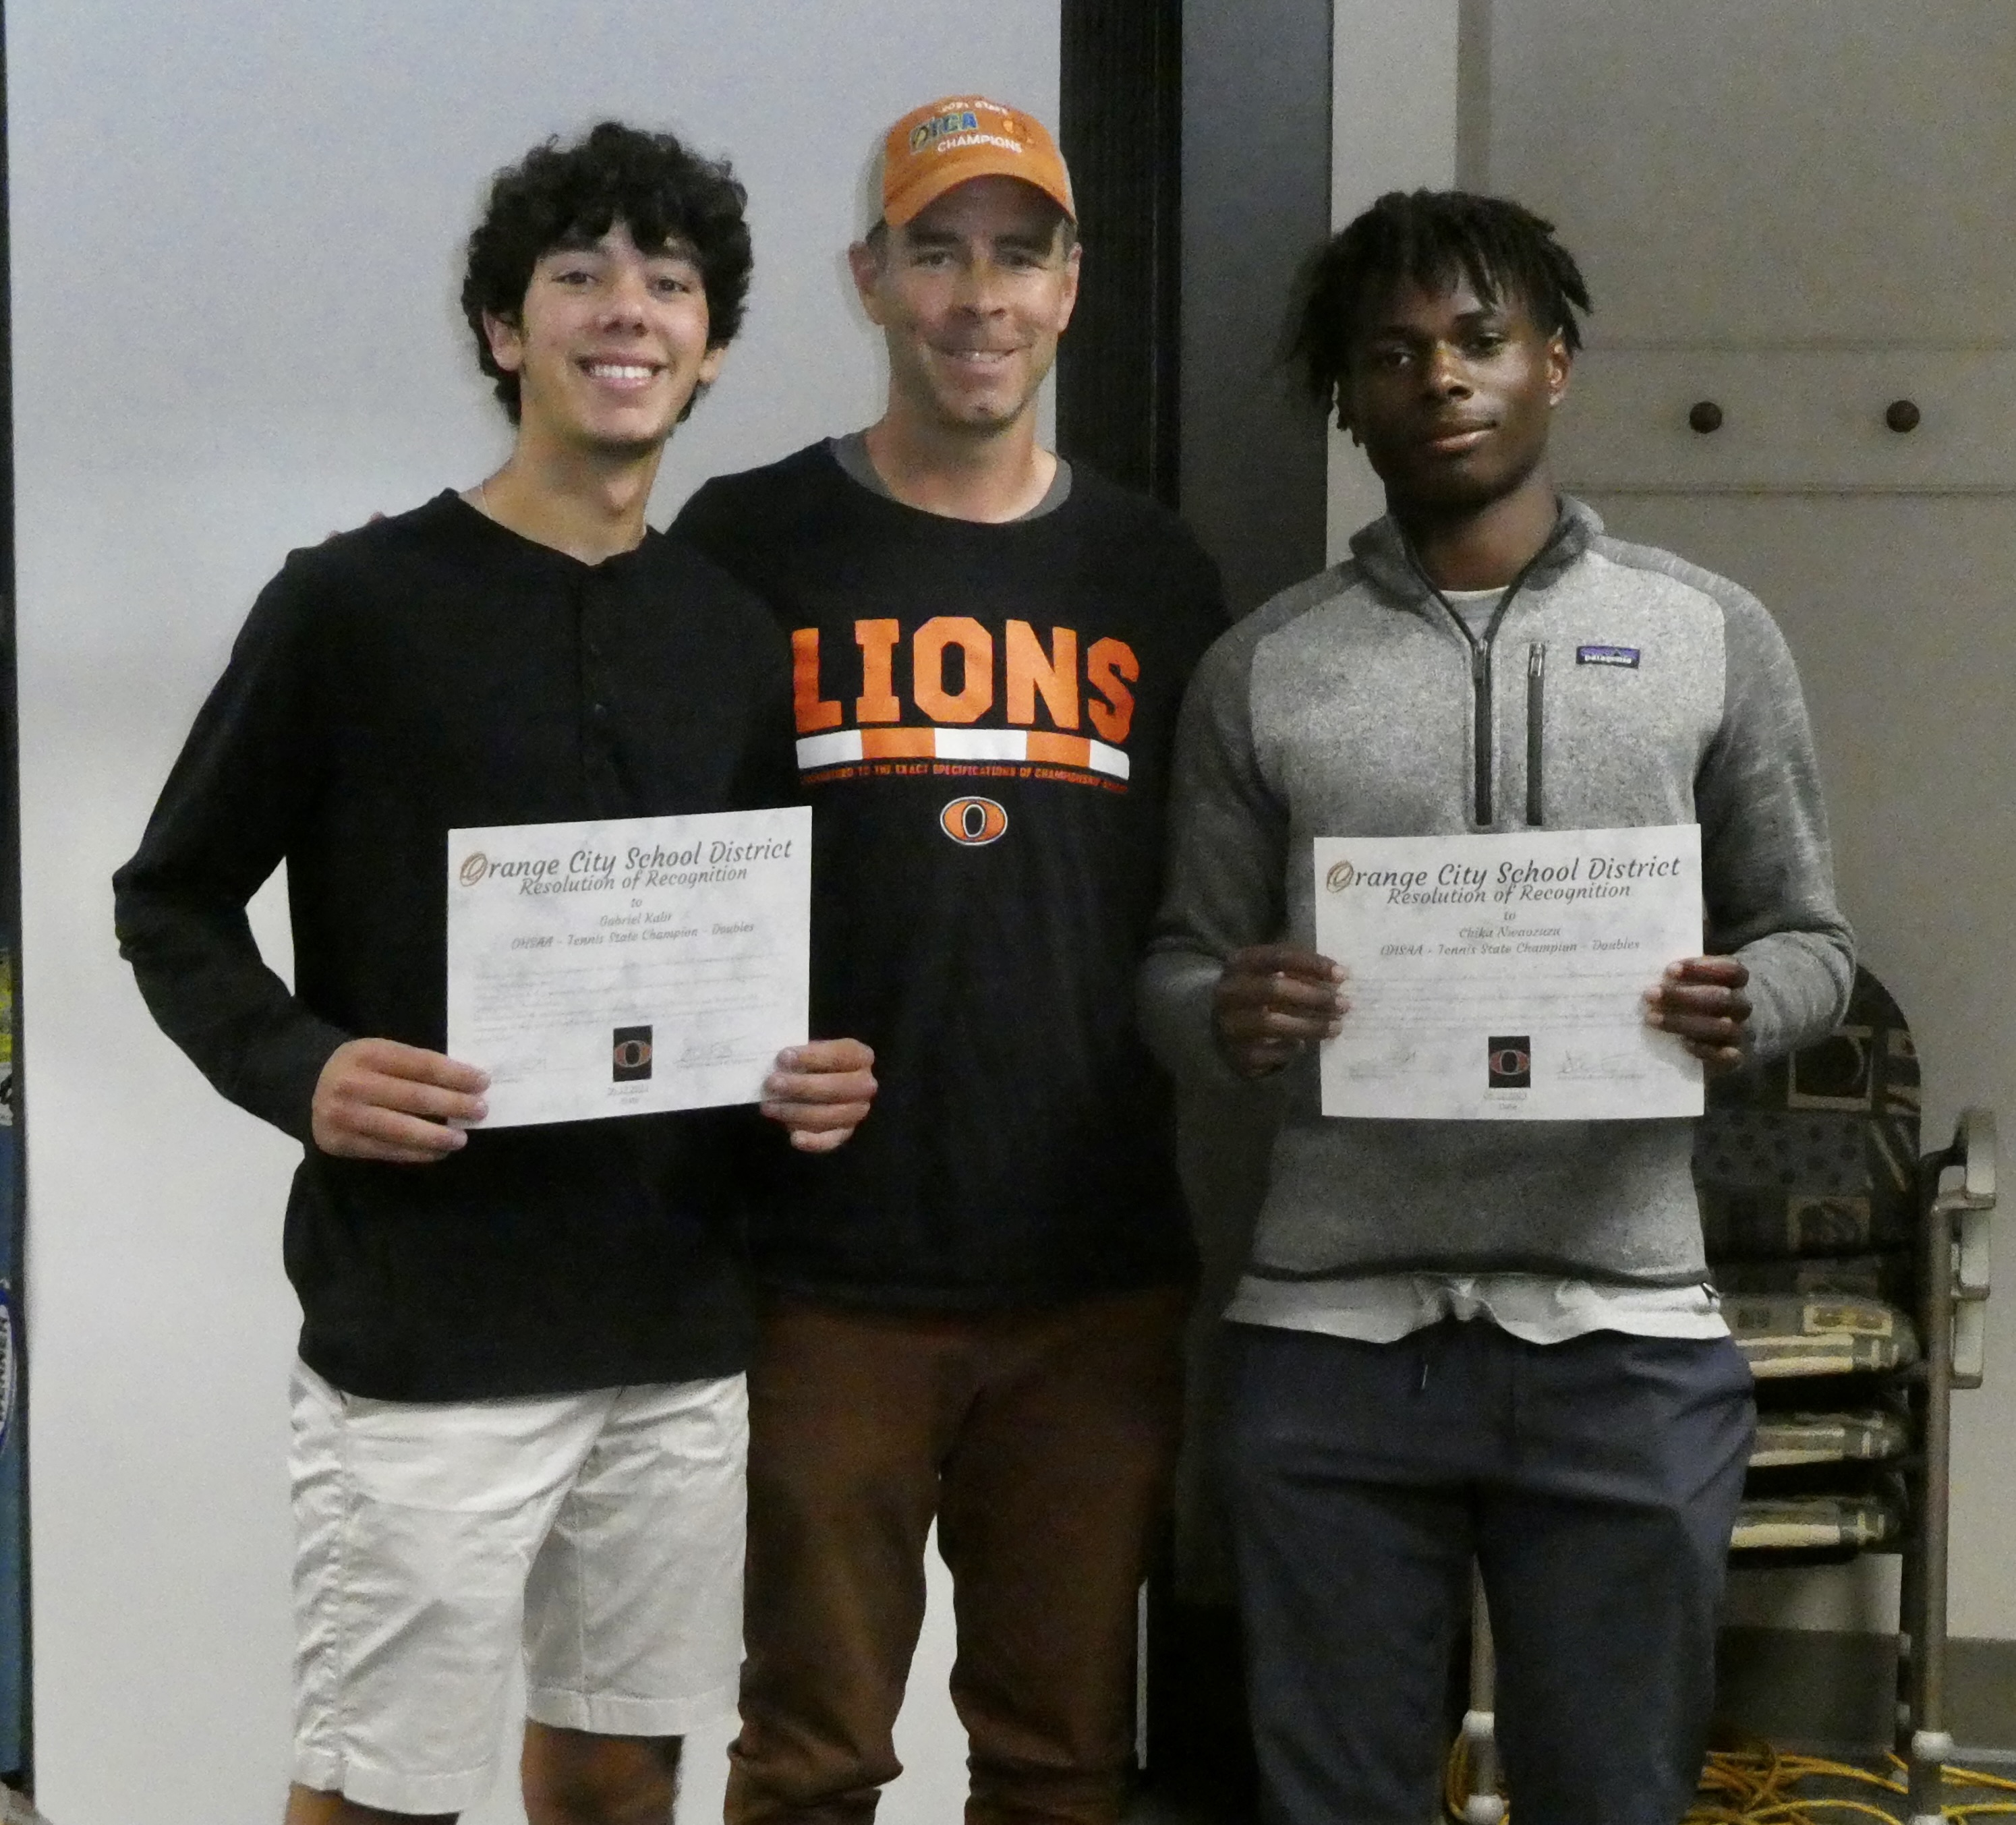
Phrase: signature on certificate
[
  {"left": 1559, "top": 1048, "right": 1646, "bottom": 1082},
  {"left": 1345, "top": 1043, "right": 1438, "bottom": 1079},
  {"left": 678, "top": 1035, "right": 753, "bottom": 1068}
]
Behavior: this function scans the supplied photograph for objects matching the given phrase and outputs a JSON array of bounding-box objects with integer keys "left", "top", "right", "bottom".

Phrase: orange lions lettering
[
  {"left": 1084, "top": 636, "right": 1136, "bottom": 745},
  {"left": 792, "top": 628, "right": 842, "bottom": 733},
  {"left": 793, "top": 620, "right": 1136, "bottom": 744},
  {"left": 855, "top": 620, "right": 902, "bottom": 722},
  {"left": 913, "top": 617, "right": 993, "bottom": 723},
  {"left": 1004, "top": 620, "right": 1078, "bottom": 728}
]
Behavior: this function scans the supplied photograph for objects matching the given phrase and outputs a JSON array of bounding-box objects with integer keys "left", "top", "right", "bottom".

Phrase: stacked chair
[{"left": 1460, "top": 966, "right": 1997, "bottom": 1825}]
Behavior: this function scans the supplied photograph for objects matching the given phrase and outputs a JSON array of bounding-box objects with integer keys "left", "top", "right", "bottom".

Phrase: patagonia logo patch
[{"left": 1576, "top": 644, "right": 1641, "bottom": 668}]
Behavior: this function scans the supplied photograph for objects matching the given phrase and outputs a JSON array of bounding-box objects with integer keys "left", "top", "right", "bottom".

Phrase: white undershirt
[{"left": 1224, "top": 1271, "right": 1727, "bottom": 1344}]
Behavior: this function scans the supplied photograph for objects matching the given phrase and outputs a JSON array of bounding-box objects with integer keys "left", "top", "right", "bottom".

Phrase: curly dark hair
[
  {"left": 1292, "top": 190, "right": 1591, "bottom": 427},
  {"left": 461, "top": 120, "right": 753, "bottom": 423}
]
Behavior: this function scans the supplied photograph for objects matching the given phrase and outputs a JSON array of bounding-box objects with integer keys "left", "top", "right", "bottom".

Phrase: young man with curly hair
[
  {"left": 114, "top": 122, "right": 873, "bottom": 1825},
  {"left": 1142, "top": 192, "right": 1854, "bottom": 1825}
]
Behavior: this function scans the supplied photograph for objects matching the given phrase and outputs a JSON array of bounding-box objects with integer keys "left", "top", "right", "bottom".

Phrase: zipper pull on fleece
[
  {"left": 1470, "top": 641, "right": 1493, "bottom": 826},
  {"left": 1525, "top": 643, "right": 1547, "bottom": 828}
]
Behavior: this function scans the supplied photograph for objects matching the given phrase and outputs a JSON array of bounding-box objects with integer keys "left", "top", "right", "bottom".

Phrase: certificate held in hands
[
  {"left": 447, "top": 805, "right": 811, "bottom": 1128},
  {"left": 1312, "top": 824, "right": 1704, "bottom": 1122}
]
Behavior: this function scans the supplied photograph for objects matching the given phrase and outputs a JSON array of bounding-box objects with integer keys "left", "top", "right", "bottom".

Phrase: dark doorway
[
  {"left": 1056, "top": 0, "right": 1184, "bottom": 506},
  {"left": 1055, "top": 2, "right": 1333, "bottom": 1816}
]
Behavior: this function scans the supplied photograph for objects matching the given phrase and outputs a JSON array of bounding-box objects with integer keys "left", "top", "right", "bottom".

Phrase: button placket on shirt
[{"left": 578, "top": 570, "right": 628, "bottom": 811}]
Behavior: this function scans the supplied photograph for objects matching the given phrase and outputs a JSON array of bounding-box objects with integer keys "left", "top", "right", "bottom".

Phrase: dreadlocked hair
[{"left": 1292, "top": 190, "right": 1592, "bottom": 425}]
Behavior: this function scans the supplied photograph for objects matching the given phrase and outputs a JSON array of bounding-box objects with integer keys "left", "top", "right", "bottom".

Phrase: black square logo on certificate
[
  {"left": 612, "top": 1026, "right": 654, "bottom": 1082},
  {"left": 1488, "top": 1036, "right": 1532, "bottom": 1089}
]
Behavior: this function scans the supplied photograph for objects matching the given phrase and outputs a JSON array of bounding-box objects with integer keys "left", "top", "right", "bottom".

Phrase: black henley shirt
[{"left": 113, "top": 490, "right": 798, "bottom": 1399}]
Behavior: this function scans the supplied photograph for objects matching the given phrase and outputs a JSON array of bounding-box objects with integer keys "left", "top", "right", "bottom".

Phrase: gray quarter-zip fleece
[{"left": 1139, "top": 499, "right": 1854, "bottom": 1286}]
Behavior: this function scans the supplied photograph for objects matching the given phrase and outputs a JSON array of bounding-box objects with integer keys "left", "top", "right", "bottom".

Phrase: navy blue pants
[{"left": 1223, "top": 1319, "right": 1754, "bottom": 1825}]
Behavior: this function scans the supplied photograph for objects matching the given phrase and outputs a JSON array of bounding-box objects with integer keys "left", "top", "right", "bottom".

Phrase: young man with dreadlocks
[
  {"left": 1141, "top": 192, "right": 1853, "bottom": 1825},
  {"left": 114, "top": 123, "right": 873, "bottom": 1825}
]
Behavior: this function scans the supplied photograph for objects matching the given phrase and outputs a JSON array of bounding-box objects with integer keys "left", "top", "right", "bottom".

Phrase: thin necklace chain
[{"left": 473, "top": 474, "right": 649, "bottom": 558}]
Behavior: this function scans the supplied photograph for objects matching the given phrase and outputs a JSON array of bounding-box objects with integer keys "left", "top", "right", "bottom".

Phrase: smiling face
[
  {"left": 850, "top": 176, "right": 1080, "bottom": 437},
  {"left": 1339, "top": 272, "right": 1570, "bottom": 519},
  {"left": 483, "top": 219, "right": 726, "bottom": 457}
]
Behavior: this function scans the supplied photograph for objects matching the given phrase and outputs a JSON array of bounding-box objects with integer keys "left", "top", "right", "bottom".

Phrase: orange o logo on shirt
[{"left": 940, "top": 797, "right": 1008, "bottom": 846}]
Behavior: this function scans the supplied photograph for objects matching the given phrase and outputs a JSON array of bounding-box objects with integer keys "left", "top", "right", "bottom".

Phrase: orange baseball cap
[{"left": 875, "top": 96, "right": 1076, "bottom": 230}]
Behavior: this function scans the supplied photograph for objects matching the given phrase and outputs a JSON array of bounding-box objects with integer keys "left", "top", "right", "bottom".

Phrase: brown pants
[{"left": 726, "top": 1287, "right": 1190, "bottom": 1825}]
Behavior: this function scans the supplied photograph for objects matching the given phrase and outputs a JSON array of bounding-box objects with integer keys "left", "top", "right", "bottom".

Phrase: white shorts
[{"left": 289, "top": 1360, "right": 746, "bottom": 1816}]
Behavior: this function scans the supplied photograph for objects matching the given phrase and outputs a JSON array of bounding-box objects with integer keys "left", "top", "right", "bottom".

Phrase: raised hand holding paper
[
  {"left": 448, "top": 806, "right": 810, "bottom": 1127},
  {"left": 1313, "top": 825, "right": 1704, "bottom": 1120}
]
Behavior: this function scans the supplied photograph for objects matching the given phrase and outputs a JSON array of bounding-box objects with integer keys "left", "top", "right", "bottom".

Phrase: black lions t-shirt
[{"left": 676, "top": 442, "right": 1226, "bottom": 1306}]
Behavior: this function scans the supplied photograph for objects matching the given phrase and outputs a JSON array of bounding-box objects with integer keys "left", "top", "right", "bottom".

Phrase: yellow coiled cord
[{"left": 1443, "top": 1732, "right": 2016, "bottom": 1822}]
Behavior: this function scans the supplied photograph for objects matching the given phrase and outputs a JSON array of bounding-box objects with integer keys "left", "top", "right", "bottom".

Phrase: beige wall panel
[{"left": 1489, "top": 0, "right": 2015, "bottom": 1638}]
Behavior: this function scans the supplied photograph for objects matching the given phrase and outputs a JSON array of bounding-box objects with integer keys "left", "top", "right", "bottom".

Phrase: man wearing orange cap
[{"left": 676, "top": 96, "right": 1226, "bottom": 1825}]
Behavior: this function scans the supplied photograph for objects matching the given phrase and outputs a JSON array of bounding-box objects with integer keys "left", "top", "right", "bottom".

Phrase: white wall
[
  {"left": 8, "top": 5, "right": 1058, "bottom": 1820},
  {"left": 1325, "top": 0, "right": 1460, "bottom": 556}
]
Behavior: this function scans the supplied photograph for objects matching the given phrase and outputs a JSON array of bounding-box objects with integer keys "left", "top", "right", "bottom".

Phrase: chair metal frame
[{"left": 1897, "top": 1107, "right": 1996, "bottom": 1822}]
